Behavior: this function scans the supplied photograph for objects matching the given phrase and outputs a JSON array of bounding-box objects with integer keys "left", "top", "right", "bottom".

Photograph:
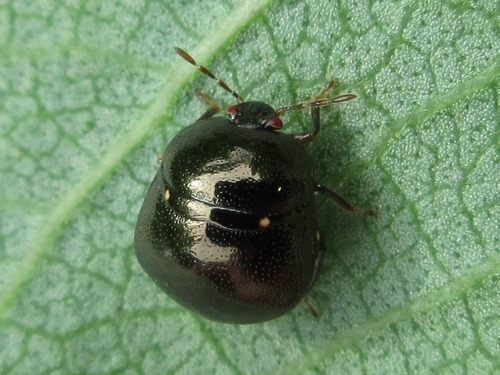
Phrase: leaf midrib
[{"left": 0, "top": 0, "right": 275, "bottom": 319}]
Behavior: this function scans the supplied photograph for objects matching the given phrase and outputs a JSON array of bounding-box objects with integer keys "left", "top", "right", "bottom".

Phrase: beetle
[{"left": 134, "top": 47, "right": 375, "bottom": 324}]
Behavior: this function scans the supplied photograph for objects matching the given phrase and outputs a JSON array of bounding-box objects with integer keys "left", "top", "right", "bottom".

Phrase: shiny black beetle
[{"left": 134, "top": 47, "right": 375, "bottom": 324}]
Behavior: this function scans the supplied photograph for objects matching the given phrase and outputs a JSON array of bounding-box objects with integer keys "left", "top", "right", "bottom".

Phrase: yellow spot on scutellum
[
  {"left": 259, "top": 216, "right": 271, "bottom": 228},
  {"left": 164, "top": 189, "right": 170, "bottom": 201}
]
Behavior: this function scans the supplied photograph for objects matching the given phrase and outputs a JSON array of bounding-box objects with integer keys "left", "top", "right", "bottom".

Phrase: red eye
[
  {"left": 263, "top": 116, "right": 283, "bottom": 129},
  {"left": 227, "top": 105, "right": 239, "bottom": 119}
]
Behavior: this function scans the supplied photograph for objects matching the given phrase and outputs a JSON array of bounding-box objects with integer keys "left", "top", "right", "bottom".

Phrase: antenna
[
  {"left": 275, "top": 80, "right": 356, "bottom": 117},
  {"left": 275, "top": 94, "right": 356, "bottom": 117},
  {"left": 175, "top": 47, "right": 245, "bottom": 103}
]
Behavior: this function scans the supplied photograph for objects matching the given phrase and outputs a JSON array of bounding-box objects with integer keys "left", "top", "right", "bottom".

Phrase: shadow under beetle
[{"left": 134, "top": 47, "right": 375, "bottom": 324}]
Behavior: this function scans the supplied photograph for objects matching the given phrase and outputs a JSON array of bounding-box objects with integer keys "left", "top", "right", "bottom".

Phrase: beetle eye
[
  {"left": 227, "top": 105, "right": 239, "bottom": 120},
  {"left": 262, "top": 116, "right": 283, "bottom": 130},
  {"left": 227, "top": 102, "right": 280, "bottom": 129}
]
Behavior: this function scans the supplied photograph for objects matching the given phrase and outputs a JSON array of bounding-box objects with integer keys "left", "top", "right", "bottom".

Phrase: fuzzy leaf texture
[{"left": 0, "top": 1, "right": 499, "bottom": 374}]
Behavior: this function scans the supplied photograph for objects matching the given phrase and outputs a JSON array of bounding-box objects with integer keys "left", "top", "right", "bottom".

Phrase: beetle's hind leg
[
  {"left": 195, "top": 90, "right": 221, "bottom": 120},
  {"left": 303, "top": 296, "right": 320, "bottom": 319},
  {"left": 315, "top": 183, "right": 377, "bottom": 216}
]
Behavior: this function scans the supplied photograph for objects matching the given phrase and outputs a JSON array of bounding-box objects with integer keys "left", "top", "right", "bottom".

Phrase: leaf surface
[{"left": 1, "top": 1, "right": 499, "bottom": 374}]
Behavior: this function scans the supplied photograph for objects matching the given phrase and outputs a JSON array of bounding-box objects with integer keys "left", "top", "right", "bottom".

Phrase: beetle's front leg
[
  {"left": 292, "top": 80, "right": 354, "bottom": 144},
  {"left": 196, "top": 90, "right": 221, "bottom": 120},
  {"left": 293, "top": 106, "right": 321, "bottom": 144}
]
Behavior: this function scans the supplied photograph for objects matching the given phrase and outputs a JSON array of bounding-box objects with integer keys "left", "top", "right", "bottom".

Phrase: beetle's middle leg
[{"left": 315, "top": 183, "right": 377, "bottom": 216}]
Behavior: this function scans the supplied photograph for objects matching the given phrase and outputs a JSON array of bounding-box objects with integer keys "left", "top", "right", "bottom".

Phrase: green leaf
[{"left": 1, "top": 0, "right": 499, "bottom": 374}]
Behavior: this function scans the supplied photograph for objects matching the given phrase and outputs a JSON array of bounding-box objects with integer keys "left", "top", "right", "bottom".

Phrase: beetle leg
[
  {"left": 312, "top": 80, "right": 337, "bottom": 101},
  {"left": 293, "top": 106, "right": 321, "bottom": 144},
  {"left": 292, "top": 81, "right": 351, "bottom": 144},
  {"left": 315, "top": 183, "right": 377, "bottom": 216},
  {"left": 196, "top": 90, "right": 221, "bottom": 120},
  {"left": 303, "top": 296, "right": 320, "bottom": 319}
]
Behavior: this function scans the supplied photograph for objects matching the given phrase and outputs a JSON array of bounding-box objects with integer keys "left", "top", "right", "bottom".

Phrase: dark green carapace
[
  {"left": 134, "top": 48, "right": 374, "bottom": 324},
  {"left": 135, "top": 119, "right": 322, "bottom": 323}
]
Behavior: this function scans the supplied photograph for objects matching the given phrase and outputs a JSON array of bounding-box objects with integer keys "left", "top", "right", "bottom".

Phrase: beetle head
[{"left": 227, "top": 101, "right": 283, "bottom": 130}]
